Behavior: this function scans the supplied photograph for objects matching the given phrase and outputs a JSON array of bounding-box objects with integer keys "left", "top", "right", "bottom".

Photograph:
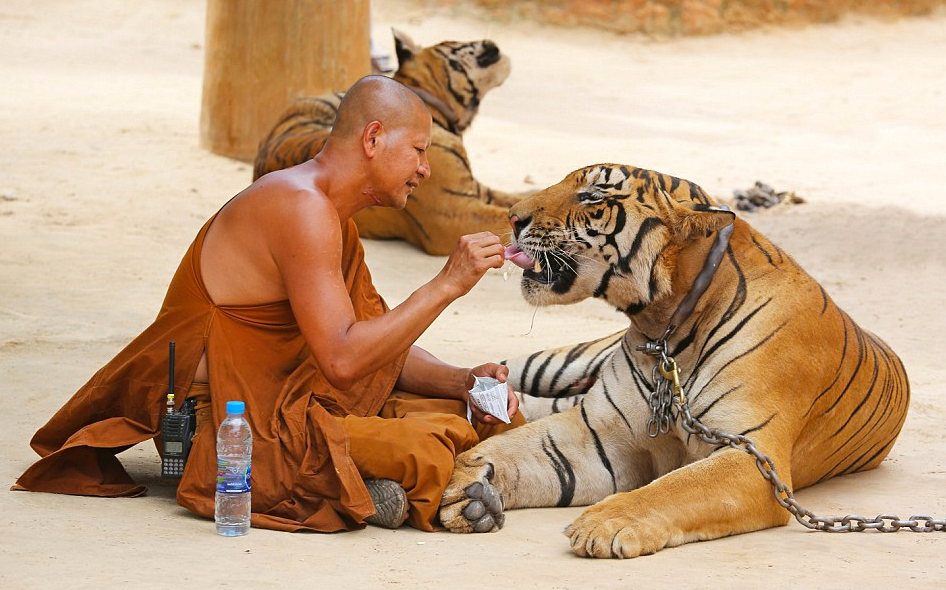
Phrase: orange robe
[{"left": 14, "top": 214, "right": 520, "bottom": 531}]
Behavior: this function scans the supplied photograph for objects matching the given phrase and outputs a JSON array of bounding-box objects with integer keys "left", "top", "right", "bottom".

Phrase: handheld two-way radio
[{"left": 160, "top": 342, "right": 197, "bottom": 478}]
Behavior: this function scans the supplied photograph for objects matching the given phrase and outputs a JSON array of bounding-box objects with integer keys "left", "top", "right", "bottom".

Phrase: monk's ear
[
  {"left": 392, "top": 29, "right": 420, "bottom": 66},
  {"left": 672, "top": 198, "right": 735, "bottom": 239},
  {"left": 362, "top": 121, "right": 384, "bottom": 157}
]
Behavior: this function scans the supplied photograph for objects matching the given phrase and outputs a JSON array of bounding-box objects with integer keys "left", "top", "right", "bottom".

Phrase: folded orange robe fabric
[
  {"left": 347, "top": 391, "right": 525, "bottom": 531},
  {"left": 14, "top": 214, "right": 411, "bottom": 532}
]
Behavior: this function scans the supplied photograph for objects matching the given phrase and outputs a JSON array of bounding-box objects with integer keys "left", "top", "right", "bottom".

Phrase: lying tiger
[
  {"left": 253, "top": 30, "right": 522, "bottom": 255},
  {"left": 440, "top": 164, "right": 910, "bottom": 558}
]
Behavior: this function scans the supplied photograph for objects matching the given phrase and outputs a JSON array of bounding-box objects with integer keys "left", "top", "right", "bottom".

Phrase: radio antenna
[{"left": 167, "top": 341, "right": 176, "bottom": 396}]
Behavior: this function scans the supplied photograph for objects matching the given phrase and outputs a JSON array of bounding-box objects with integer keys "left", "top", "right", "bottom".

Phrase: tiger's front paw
[
  {"left": 564, "top": 496, "right": 672, "bottom": 559},
  {"left": 439, "top": 452, "right": 505, "bottom": 533}
]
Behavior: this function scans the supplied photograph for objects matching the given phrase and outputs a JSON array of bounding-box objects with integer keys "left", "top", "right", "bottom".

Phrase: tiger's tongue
[{"left": 504, "top": 245, "right": 535, "bottom": 270}]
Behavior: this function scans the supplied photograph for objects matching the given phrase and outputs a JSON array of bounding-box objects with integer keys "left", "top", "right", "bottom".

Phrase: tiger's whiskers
[
  {"left": 555, "top": 240, "right": 610, "bottom": 270},
  {"left": 524, "top": 302, "right": 540, "bottom": 336},
  {"left": 548, "top": 250, "right": 577, "bottom": 273}
]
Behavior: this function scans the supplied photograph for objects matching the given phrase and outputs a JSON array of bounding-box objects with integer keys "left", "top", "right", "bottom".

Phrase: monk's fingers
[
  {"left": 485, "top": 253, "right": 504, "bottom": 269},
  {"left": 506, "top": 385, "right": 520, "bottom": 418},
  {"left": 464, "top": 231, "right": 500, "bottom": 244},
  {"left": 457, "top": 232, "right": 499, "bottom": 252},
  {"left": 472, "top": 242, "right": 505, "bottom": 270},
  {"left": 468, "top": 403, "right": 495, "bottom": 424}
]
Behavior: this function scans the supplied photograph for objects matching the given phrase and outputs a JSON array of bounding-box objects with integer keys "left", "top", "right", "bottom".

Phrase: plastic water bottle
[{"left": 215, "top": 400, "right": 252, "bottom": 536}]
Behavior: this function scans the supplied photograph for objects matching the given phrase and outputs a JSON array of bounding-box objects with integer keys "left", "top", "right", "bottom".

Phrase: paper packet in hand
[{"left": 466, "top": 375, "right": 512, "bottom": 424}]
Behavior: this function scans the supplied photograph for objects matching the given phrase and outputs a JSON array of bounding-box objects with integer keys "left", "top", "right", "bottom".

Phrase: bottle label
[{"left": 216, "top": 459, "right": 251, "bottom": 493}]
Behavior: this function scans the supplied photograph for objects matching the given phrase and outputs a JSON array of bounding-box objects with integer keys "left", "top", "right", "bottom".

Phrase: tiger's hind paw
[{"left": 439, "top": 456, "right": 505, "bottom": 533}]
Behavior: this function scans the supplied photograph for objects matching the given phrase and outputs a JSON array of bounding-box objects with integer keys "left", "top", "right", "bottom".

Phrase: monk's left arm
[
  {"left": 395, "top": 346, "right": 470, "bottom": 400},
  {"left": 395, "top": 346, "right": 518, "bottom": 424}
]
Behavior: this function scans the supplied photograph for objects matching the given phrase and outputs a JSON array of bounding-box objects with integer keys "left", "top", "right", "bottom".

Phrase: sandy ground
[{"left": 2, "top": 1, "right": 945, "bottom": 588}]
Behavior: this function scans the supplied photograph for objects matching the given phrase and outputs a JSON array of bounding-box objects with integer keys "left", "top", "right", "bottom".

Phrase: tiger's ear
[
  {"left": 392, "top": 29, "right": 421, "bottom": 66},
  {"left": 676, "top": 202, "right": 736, "bottom": 239}
]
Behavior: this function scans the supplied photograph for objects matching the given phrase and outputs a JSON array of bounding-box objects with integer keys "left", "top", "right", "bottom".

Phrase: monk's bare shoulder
[
  {"left": 242, "top": 162, "right": 341, "bottom": 243},
  {"left": 202, "top": 161, "right": 340, "bottom": 305}
]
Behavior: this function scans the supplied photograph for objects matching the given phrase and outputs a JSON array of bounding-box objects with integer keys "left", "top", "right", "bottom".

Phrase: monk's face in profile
[{"left": 371, "top": 106, "right": 432, "bottom": 209}]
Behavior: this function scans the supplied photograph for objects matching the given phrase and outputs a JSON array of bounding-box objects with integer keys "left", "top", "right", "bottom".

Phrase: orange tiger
[
  {"left": 253, "top": 30, "right": 522, "bottom": 255},
  {"left": 439, "top": 164, "right": 910, "bottom": 558}
]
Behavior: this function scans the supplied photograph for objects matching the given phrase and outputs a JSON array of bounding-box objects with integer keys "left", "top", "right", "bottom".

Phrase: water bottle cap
[{"left": 226, "top": 400, "right": 245, "bottom": 415}]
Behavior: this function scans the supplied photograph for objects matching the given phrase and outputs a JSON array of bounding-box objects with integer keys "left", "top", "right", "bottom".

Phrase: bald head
[{"left": 332, "top": 75, "right": 430, "bottom": 140}]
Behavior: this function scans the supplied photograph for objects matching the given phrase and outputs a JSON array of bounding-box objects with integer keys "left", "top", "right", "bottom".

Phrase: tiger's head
[
  {"left": 391, "top": 29, "right": 511, "bottom": 134},
  {"left": 505, "top": 165, "right": 736, "bottom": 317}
]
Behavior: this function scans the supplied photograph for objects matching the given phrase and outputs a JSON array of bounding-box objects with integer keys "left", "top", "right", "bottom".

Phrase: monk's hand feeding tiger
[{"left": 439, "top": 164, "right": 909, "bottom": 558}]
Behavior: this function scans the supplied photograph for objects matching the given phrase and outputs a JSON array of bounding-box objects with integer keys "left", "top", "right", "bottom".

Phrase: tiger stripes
[
  {"left": 253, "top": 29, "right": 522, "bottom": 255},
  {"left": 504, "top": 331, "right": 622, "bottom": 421},
  {"left": 441, "top": 164, "right": 909, "bottom": 558}
]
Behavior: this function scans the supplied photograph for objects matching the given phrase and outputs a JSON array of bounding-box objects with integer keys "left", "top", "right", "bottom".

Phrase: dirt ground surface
[
  {"left": 455, "top": 0, "right": 946, "bottom": 36},
  {"left": 1, "top": 1, "right": 945, "bottom": 588}
]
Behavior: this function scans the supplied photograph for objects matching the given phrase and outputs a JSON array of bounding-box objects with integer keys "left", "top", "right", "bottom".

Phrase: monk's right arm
[{"left": 275, "top": 200, "right": 504, "bottom": 390}]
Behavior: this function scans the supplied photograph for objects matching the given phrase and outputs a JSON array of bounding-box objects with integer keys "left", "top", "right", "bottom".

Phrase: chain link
[
  {"left": 647, "top": 364, "right": 673, "bottom": 437},
  {"left": 642, "top": 337, "right": 674, "bottom": 438},
  {"left": 641, "top": 344, "right": 946, "bottom": 533}
]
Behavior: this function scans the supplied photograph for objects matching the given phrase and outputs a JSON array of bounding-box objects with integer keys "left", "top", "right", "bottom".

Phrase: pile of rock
[{"left": 733, "top": 181, "right": 805, "bottom": 212}]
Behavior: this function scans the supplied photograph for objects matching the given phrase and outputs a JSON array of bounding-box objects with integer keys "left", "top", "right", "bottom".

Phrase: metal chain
[
  {"left": 641, "top": 345, "right": 946, "bottom": 533},
  {"left": 640, "top": 332, "right": 674, "bottom": 438}
]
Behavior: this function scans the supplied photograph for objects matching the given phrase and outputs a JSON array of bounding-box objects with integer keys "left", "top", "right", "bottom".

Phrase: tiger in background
[
  {"left": 440, "top": 164, "right": 909, "bottom": 558},
  {"left": 253, "top": 29, "right": 523, "bottom": 255}
]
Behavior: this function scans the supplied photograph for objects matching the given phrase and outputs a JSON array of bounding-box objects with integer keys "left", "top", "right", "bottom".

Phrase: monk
[{"left": 14, "top": 75, "right": 523, "bottom": 533}]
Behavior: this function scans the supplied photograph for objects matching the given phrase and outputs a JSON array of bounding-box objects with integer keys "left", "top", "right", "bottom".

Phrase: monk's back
[{"left": 200, "top": 161, "right": 336, "bottom": 306}]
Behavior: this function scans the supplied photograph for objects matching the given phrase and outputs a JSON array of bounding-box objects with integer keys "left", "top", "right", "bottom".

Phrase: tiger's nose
[{"left": 509, "top": 215, "right": 531, "bottom": 238}]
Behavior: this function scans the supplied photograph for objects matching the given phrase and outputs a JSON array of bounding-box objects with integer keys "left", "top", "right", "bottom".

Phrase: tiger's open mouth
[{"left": 505, "top": 245, "right": 577, "bottom": 288}]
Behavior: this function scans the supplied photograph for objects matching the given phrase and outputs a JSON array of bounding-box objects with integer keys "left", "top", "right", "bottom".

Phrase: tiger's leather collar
[
  {"left": 406, "top": 85, "right": 460, "bottom": 134},
  {"left": 668, "top": 210, "right": 734, "bottom": 335},
  {"left": 640, "top": 206, "right": 734, "bottom": 350}
]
